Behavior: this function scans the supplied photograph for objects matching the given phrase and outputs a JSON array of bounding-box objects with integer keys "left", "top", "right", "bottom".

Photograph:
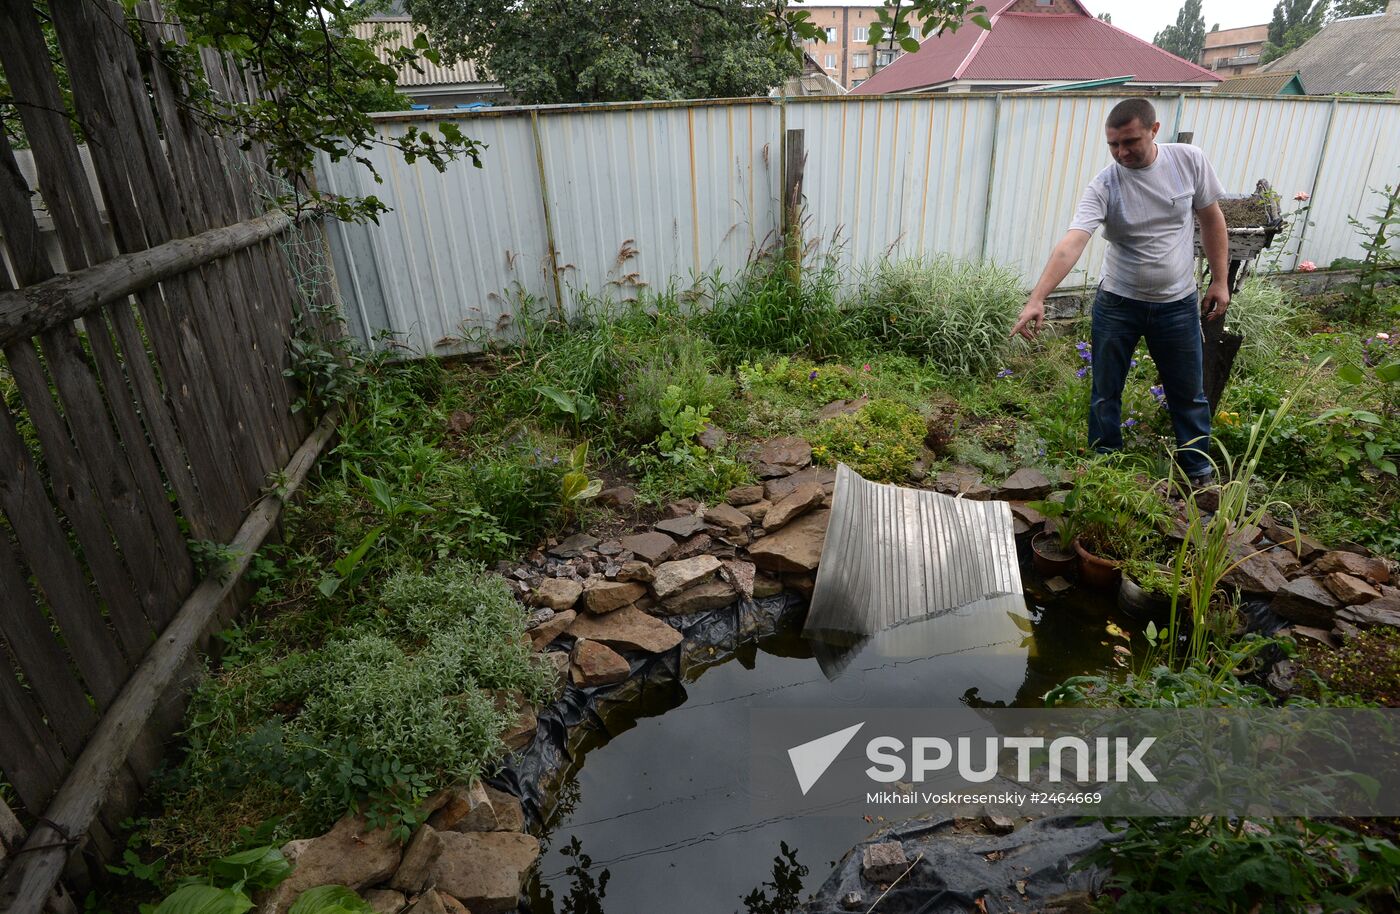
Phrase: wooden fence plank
[
  {"left": 41, "top": 0, "right": 265, "bottom": 524},
  {"left": 0, "top": 654, "right": 68, "bottom": 816},
  {"left": 0, "top": 37, "right": 208, "bottom": 540},
  {"left": 3, "top": 341, "right": 152, "bottom": 663},
  {"left": 136, "top": 14, "right": 297, "bottom": 467},
  {"left": 0, "top": 131, "right": 189, "bottom": 621},
  {"left": 0, "top": 0, "right": 246, "bottom": 536},
  {"left": 107, "top": 0, "right": 291, "bottom": 487},
  {"left": 0, "top": 533, "right": 99, "bottom": 758},
  {"left": 0, "top": 401, "right": 124, "bottom": 706},
  {"left": 0, "top": 410, "right": 340, "bottom": 914}
]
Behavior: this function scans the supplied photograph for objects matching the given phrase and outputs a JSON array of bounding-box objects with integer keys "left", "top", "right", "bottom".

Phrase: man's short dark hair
[{"left": 1107, "top": 98, "right": 1157, "bottom": 130}]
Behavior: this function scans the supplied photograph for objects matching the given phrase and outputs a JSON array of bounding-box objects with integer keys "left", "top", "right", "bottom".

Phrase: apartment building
[
  {"left": 800, "top": 5, "right": 920, "bottom": 90},
  {"left": 1201, "top": 24, "right": 1269, "bottom": 77}
]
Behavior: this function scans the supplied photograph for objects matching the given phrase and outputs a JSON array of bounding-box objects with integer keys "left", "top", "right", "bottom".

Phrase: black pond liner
[
  {"left": 803, "top": 815, "right": 1112, "bottom": 914},
  {"left": 491, "top": 591, "right": 808, "bottom": 828},
  {"left": 487, "top": 582, "right": 1288, "bottom": 913}
]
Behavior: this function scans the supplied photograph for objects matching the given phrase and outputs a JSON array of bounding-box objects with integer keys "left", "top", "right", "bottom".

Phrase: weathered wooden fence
[{"left": 0, "top": 1, "right": 339, "bottom": 910}]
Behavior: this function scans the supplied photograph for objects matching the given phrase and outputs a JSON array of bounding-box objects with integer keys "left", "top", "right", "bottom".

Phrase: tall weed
[{"left": 852, "top": 256, "right": 1023, "bottom": 376}]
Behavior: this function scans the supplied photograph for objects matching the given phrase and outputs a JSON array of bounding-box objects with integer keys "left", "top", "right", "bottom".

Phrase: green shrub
[
  {"left": 736, "top": 356, "right": 865, "bottom": 405},
  {"left": 156, "top": 564, "right": 554, "bottom": 854},
  {"left": 1298, "top": 627, "right": 1400, "bottom": 706},
  {"left": 810, "top": 399, "right": 926, "bottom": 481},
  {"left": 851, "top": 256, "right": 1023, "bottom": 376},
  {"left": 620, "top": 332, "right": 733, "bottom": 444},
  {"left": 946, "top": 437, "right": 1011, "bottom": 478},
  {"left": 1088, "top": 817, "right": 1400, "bottom": 913},
  {"left": 1226, "top": 277, "right": 1300, "bottom": 372}
]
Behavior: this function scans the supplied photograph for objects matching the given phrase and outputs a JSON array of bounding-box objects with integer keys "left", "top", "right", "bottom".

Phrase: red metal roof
[{"left": 852, "top": 3, "right": 1221, "bottom": 94}]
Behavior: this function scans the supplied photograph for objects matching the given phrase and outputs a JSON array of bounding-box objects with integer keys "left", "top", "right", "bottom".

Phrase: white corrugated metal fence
[{"left": 317, "top": 93, "right": 1400, "bottom": 355}]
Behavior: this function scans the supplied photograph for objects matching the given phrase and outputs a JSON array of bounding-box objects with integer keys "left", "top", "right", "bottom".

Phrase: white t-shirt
[{"left": 1068, "top": 143, "right": 1225, "bottom": 302}]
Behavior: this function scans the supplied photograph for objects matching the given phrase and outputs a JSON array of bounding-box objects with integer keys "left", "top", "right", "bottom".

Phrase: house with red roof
[{"left": 851, "top": 0, "right": 1221, "bottom": 95}]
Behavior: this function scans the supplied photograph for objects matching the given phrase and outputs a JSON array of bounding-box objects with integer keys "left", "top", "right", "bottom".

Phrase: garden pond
[{"left": 522, "top": 578, "right": 1123, "bottom": 913}]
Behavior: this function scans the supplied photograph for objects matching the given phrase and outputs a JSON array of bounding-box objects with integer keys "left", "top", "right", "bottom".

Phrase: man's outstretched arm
[
  {"left": 1196, "top": 202, "right": 1231, "bottom": 321},
  {"left": 1010, "top": 229, "right": 1091, "bottom": 341}
]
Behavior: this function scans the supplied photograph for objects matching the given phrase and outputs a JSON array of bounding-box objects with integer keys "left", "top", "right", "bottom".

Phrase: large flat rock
[
  {"left": 570, "top": 639, "right": 631, "bottom": 687},
  {"left": 652, "top": 555, "right": 722, "bottom": 599},
  {"left": 762, "top": 481, "right": 823, "bottom": 532},
  {"left": 430, "top": 831, "right": 540, "bottom": 914},
  {"left": 1271, "top": 576, "right": 1341, "bottom": 627},
  {"left": 658, "top": 578, "right": 738, "bottom": 615},
  {"left": 618, "top": 531, "right": 676, "bottom": 564},
  {"left": 568, "top": 603, "right": 683, "bottom": 653},
  {"left": 581, "top": 578, "right": 646, "bottom": 614},
  {"left": 747, "top": 509, "right": 830, "bottom": 573},
  {"left": 259, "top": 815, "right": 402, "bottom": 914}
]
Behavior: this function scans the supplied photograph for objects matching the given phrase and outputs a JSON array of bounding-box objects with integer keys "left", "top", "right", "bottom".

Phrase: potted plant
[
  {"left": 1118, "top": 556, "right": 1178, "bottom": 621},
  {"left": 1061, "top": 457, "right": 1172, "bottom": 591},
  {"left": 1026, "top": 495, "right": 1077, "bottom": 578}
]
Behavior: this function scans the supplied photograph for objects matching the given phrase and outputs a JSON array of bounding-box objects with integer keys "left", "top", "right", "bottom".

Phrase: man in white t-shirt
[{"left": 1009, "top": 97, "right": 1230, "bottom": 485}]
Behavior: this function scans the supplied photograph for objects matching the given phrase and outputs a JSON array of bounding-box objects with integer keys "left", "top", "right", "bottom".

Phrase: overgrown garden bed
[{"left": 58, "top": 252, "right": 1400, "bottom": 913}]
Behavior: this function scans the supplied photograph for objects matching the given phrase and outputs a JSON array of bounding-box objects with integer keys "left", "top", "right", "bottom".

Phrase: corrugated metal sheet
[
  {"left": 536, "top": 103, "right": 782, "bottom": 304},
  {"left": 350, "top": 19, "right": 490, "bottom": 87},
  {"left": 320, "top": 115, "right": 552, "bottom": 355},
  {"left": 852, "top": 1, "right": 1218, "bottom": 95},
  {"left": 1261, "top": 12, "right": 1400, "bottom": 96},
  {"left": 1305, "top": 99, "right": 1400, "bottom": 270},
  {"left": 963, "top": 14, "right": 1219, "bottom": 84},
  {"left": 1178, "top": 95, "right": 1335, "bottom": 271},
  {"left": 318, "top": 94, "right": 1400, "bottom": 352},
  {"left": 788, "top": 95, "right": 997, "bottom": 268},
  {"left": 806, "top": 463, "right": 1022, "bottom": 645}
]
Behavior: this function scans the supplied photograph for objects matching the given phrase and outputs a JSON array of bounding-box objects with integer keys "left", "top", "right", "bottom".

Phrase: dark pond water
[{"left": 522, "top": 580, "right": 1125, "bottom": 914}]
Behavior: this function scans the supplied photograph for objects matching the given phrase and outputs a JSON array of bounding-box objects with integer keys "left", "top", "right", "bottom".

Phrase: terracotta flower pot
[
  {"left": 1074, "top": 536, "right": 1122, "bottom": 591},
  {"left": 1031, "top": 531, "right": 1076, "bottom": 578}
]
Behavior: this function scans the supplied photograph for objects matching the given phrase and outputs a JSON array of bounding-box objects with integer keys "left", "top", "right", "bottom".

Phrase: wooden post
[{"left": 782, "top": 128, "right": 805, "bottom": 288}]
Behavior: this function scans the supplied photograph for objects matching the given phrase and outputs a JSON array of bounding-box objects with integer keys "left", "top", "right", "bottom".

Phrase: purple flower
[
  {"left": 809, "top": 369, "right": 818, "bottom": 380},
  {"left": 1123, "top": 418, "right": 1138, "bottom": 428},
  {"left": 1149, "top": 385, "right": 1166, "bottom": 405},
  {"left": 1129, "top": 358, "right": 1138, "bottom": 369},
  {"left": 996, "top": 368, "right": 1014, "bottom": 378},
  {"left": 1075, "top": 366, "right": 1089, "bottom": 379}
]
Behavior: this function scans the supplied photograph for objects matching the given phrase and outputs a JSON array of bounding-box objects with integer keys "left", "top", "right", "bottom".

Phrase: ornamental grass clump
[
  {"left": 852, "top": 255, "right": 1024, "bottom": 376},
  {"left": 1225, "top": 276, "right": 1301, "bottom": 373}
]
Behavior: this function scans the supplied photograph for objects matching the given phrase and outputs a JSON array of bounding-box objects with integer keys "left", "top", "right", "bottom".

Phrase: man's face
[{"left": 1105, "top": 118, "right": 1160, "bottom": 168}]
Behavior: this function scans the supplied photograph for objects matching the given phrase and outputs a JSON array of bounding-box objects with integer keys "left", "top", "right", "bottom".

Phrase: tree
[
  {"left": 404, "top": 0, "right": 810, "bottom": 105},
  {"left": 1330, "top": 0, "right": 1387, "bottom": 18},
  {"left": 1153, "top": 0, "right": 1207, "bottom": 63},
  {"left": 1260, "top": 0, "right": 1328, "bottom": 64},
  {"left": 0, "top": 0, "right": 479, "bottom": 223},
  {"left": 405, "top": 0, "right": 991, "bottom": 102}
]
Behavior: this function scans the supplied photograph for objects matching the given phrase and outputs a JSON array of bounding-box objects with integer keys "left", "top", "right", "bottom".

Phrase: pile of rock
[
  {"left": 258, "top": 783, "right": 535, "bottom": 914},
  {"left": 505, "top": 436, "right": 847, "bottom": 691}
]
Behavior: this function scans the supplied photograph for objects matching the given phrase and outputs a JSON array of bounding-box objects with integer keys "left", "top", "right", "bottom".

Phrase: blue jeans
[{"left": 1089, "top": 287, "right": 1213, "bottom": 477}]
